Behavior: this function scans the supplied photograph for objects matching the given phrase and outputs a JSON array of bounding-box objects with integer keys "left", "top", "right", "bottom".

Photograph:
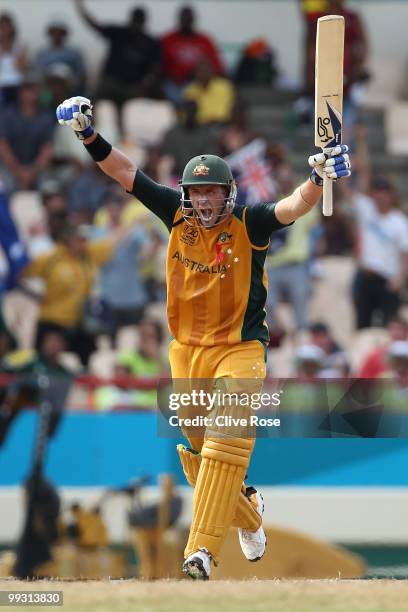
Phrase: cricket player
[{"left": 56, "top": 96, "right": 351, "bottom": 579}]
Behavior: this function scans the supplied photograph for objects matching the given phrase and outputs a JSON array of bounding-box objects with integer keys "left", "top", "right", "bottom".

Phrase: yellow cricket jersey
[
  {"left": 130, "top": 170, "right": 292, "bottom": 347},
  {"left": 23, "top": 240, "right": 114, "bottom": 327}
]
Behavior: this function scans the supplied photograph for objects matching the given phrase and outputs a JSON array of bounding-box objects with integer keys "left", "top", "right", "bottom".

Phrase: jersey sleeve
[
  {"left": 129, "top": 169, "right": 180, "bottom": 231},
  {"left": 22, "top": 251, "right": 54, "bottom": 279},
  {"left": 245, "top": 202, "right": 294, "bottom": 248}
]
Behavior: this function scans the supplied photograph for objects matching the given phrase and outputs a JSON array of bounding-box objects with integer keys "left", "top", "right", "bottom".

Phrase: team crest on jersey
[
  {"left": 215, "top": 232, "right": 232, "bottom": 263},
  {"left": 181, "top": 223, "right": 199, "bottom": 246},
  {"left": 192, "top": 163, "right": 210, "bottom": 176},
  {"left": 216, "top": 231, "right": 232, "bottom": 245}
]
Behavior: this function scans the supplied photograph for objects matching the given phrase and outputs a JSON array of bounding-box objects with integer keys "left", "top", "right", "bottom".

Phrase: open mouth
[{"left": 198, "top": 207, "right": 213, "bottom": 224}]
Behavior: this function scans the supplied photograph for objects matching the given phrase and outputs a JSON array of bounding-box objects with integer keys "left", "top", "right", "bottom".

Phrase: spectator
[
  {"left": 308, "top": 321, "right": 350, "bottom": 377},
  {"left": 0, "top": 329, "right": 72, "bottom": 445},
  {"left": 68, "top": 163, "right": 114, "bottom": 213},
  {"left": 3, "top": 328, "right": 71, "bottom": 375},
  {"left": 385, "top": 341, "right": 408, "bottom": 386},
  {"left": 92, "top": 188, "right": 153, "bottom": 340},
  {"left": 218, "top": 103, "right": 258, "bottom": 158},
  {"left": 308, "top": 321, "right": 343, "bottom": 356},
  {"left": 118, "top": 317, "right": 166, "bottom": 376},
  {"left": 358, "top": 317, "right": 408, "bottom": 379},
  {"left": 184, "top": 58, "right": 235, "bottom": 125},
  {"left": 93, "top": 317, "right": 167, "bottom": 410},
  {"left": 40, "top": 180, "right": 68, "bottom": 244},
  {"left": 327, "top": 0, "right": 369, "bottom": 94},
  {"left": 21, "top": 222, "right": 136, "bottom": 366},
  {"left": 161, "top": 5, "right": 224, "bottom": 104},
  {"left": 0, "top": 75, "right": 55, "bottom": 192},
  {"left": 40, "top": 63, "right": 75, "bottom": 110},
  {"left": 266, "top": 144, "right": 296, "bottom": 199},
  {"left": 0, "top": 12, "right": 28, "bottom": 107},
  {"left": 266, "top": 207, "right": 319, "bottom": 333},
  {"left": 379, "top": 341, "right": 408, "bottom": 431},
  {"left": 161, "top": 100, "right": 220, "bottom": 178},
  {"left": 278, "top": 344, "right": 333, "bottom": 437},
  {"left": 33, "top": 19, "right": 86, "bottom": 91},
  {"left": 75, "top": 0, "right": 162, "bottom": 110},
  {"left": 294, "top": 344, "right": 325, "bottom": 380},
  {"left": 234, "top": 38, "right": 279, "bottom": 86},
  {"left": 350, "top": 177, "right": 408, "bottom": 329},
  {"left": 296, "top": 0, "right": 368, "bottom": 125}
]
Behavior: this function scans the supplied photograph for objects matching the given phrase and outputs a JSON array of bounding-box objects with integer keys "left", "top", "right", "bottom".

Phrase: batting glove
[
  {"left": 56, "top": 96, "right": 93, "bottom": 140},
  {"left": 308, "top": 145, "right": 351, "bottom": 187}
]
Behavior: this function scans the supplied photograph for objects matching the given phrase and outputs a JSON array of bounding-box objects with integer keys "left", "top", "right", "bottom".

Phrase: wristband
[{"left": 84, "top": 133, "right": 112, "bottom": 162}]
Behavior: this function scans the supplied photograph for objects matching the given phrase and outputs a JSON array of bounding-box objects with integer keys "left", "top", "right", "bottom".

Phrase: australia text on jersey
[{"left": 172, "top": 250, "right": 227, "bottom": 274}]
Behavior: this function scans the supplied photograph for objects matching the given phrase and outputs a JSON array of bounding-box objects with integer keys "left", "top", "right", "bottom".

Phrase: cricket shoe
[
  {"left": 182, "top": 547, "right": 212, "bottom": 580},
  {"left": 238, "top": 487, "right": 267, "bottom": 562}
]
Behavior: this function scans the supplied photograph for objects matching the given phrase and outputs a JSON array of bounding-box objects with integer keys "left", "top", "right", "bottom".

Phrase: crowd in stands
[{"left": 0, "top": 1, "right": 407, "bottom": 411}]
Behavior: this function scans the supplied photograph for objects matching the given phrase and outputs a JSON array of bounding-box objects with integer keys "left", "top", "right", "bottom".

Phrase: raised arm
[
  {"left": 74, "top": 0, "right": 104, "bottom": 33},
  {"left": 56, "top": 96, "right": 181, "bottom": 229},
  {"left": 83, "top": 132, "right": 136, "bottom": 192}
]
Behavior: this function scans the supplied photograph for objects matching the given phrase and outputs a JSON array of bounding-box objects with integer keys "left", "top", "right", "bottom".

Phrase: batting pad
[
  {"left": 184, "top": 437, "right": 255, "bottom": 563},
  {"left": 177, "top": 444, "right": 261, "bottom": 532}
]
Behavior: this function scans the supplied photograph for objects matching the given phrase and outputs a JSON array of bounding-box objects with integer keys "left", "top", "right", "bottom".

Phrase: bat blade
[{"left": 315, "top": 15, "right": 345, "bottom": 216}]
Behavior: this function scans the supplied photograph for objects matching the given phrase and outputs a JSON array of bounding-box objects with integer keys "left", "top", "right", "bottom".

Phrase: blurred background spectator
[
  {"left": 183, "top": 57, "right": 235, "bottom": 125},
  {"left": 161, "top": 101, "right": 219, "bottom": 179},
  {"left": 234, "top": 38, "right": 279, "bottom": 87},
  {"left": 0, "top": 12, "right": 28, "bottom": 108},
  {"left": 75, "top": 0, "right": 162, "bottom": 113},
  {"left": 297, "top": 0, "right": 368, "bottom": 126},
  {"left": 358, "top": 317, "right": 408, "bottom": 378},
  {"left": 20, "top": 221, "right": 142, "bottom": 366},
  {"left": 266, "top": 208, "right": 319, "bottom": 333},
  {"left": 88, "top": 188, "right": 153, "bottom": 342},
  {"left": 161, "top": 5, "right": 224, "bottom": 105},
  {"left": 92, "top": 317, "right": 167, "bottom": 410},
  {"left": 348, "top": 177, "right": 408, "bottom": 329},
  {"left": 0, "top": 76, "right": 55, "bottom": 192},
  {"left": 33, "top": 19, "right": 86, "bottom": 92}
]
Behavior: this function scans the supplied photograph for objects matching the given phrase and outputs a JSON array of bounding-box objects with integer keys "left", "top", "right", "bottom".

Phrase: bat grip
[{"left": 322, "top": 147, "right": 333, "bottom": 217}]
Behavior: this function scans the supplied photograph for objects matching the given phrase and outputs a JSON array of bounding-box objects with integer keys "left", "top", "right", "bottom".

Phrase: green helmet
[{"left": 180, "top": 154, "right": 237, "bottom": 226}]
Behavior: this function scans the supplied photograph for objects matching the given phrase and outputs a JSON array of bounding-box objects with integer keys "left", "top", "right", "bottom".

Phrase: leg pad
[
  {"left": 184, "top": 437, "right": 255, "bottom": 563},
  {"left": 177, "top": 444, "right": 261, "bottom": 532}
]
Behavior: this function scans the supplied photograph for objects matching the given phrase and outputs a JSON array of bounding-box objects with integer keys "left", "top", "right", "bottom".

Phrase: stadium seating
[
  {"left": 360, "top": 59, "right": 404, "bottom": 109},
  {"left": 122, "top": 99, "right": 176, "bottom": 147},
  {"left": 385, "top": 102, "right": 408, "bottom": 155},
  {"left": 94, "top": 100, "right": 120, "bottom": 146}
]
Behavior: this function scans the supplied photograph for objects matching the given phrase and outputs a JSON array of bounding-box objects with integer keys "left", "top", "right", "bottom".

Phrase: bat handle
[{"left": 322, "top": 147, "right": 333, "bottom": 217}]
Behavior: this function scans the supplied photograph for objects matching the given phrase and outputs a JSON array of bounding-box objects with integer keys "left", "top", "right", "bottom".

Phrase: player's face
[{"left": 189, "top": 185, "right": 228, "bottom": 228}]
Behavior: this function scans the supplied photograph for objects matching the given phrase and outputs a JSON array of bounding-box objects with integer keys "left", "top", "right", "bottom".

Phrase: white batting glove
[
  {"left": 308, "top": 145, "right": 351, "bottom": 187},
  {"left": 56, "top": 96, "right": 93, "bottom": 140}
]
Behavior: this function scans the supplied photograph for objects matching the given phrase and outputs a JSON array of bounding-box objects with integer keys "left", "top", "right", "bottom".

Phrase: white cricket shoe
[
  {"left": 238, "top": 487, "right": 267, "bottom": 562},
  {"left": 182, "top": 547, "right": 212, "bottom": 580}
]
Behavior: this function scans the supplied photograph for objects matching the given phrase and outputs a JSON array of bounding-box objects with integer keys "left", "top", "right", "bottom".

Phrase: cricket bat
[{"left": 315, "top": 15, "right": 345, "bottom": 216}]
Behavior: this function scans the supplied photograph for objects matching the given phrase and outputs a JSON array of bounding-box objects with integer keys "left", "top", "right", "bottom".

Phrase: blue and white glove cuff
[{"left": 75, "top": 125, "right": 94, "bottom": 141}]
